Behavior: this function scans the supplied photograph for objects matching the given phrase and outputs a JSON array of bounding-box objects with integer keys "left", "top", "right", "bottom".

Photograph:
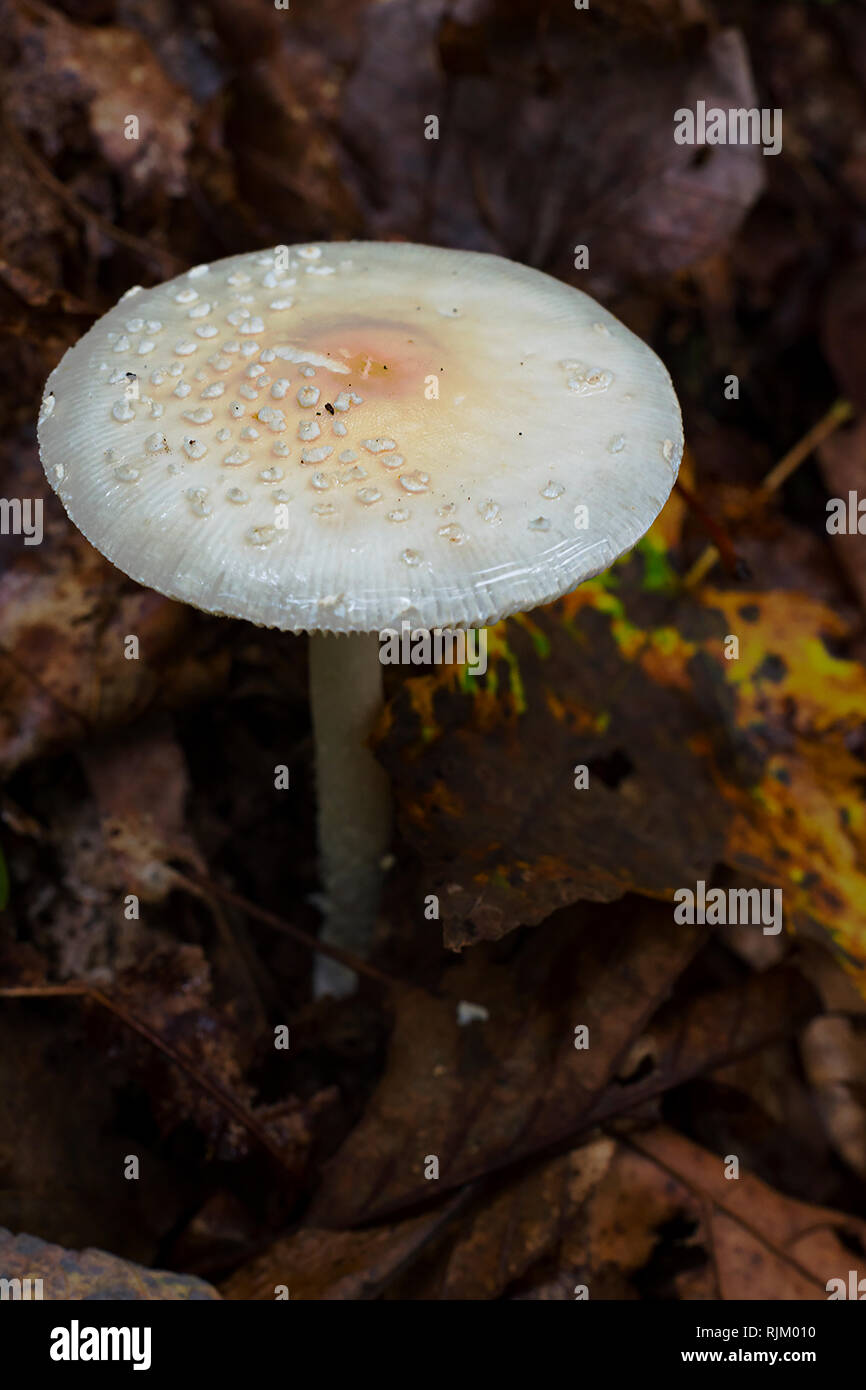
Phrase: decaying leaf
[
  {"left": 1, "top": 0, "right": 865, "bottom": 1309},
  {"left": 79, "top": 720, "right": 200, "bottom": 900},
  {"left": 379, "top": 552, "right": 729, "bottom": 950},
  {"left": 311, "top": 903, "right": 704, "bottom": 1225},
  {"left": 800, "top": 1016, "right": 866, "bottom": 1181},
  {"left": 7, "top": 4, "right": 196, "bottom": 201},
  {"left": 628, "top": 1126, "right": 866, "bottom": 1300},
  {"left": 221, "top": 1194, "right": 468, "bottom": 1301},
  {"left": 819, "top": 416, "right": 866, "bottom": 615},
  {"left": 379, "top": 532, "right": 866, "bottom": 992},
  {"left": 0, "top": 507, "right": 227, "bottom": 776},
  {"left": 0, "top": 1001, "right": 189, "bottom": 1257}
]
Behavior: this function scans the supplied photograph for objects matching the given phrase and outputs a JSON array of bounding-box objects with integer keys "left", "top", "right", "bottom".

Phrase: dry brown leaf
[
  {"left": 221, "top": 1195, "right": 466, "bottom": 1301},
  {"left": 379, "top": 581, "right": 729, "bottom": 951},
  {"left": 79, "top": 720, "right": 200, "bottom": 900},
  {"left": 8, "top": 4, "right": 195, "bottom": 199},
  {"left": 310, "top": 904, "right": 706, "bottom": 1227},
  {"left": 0, "top": 1001, "right": 188, "bottom": 1257},
  {"left": 0, "top": 517, "right": 227, "bottom": 775},
  {"left": 430, "top": 1139, "right": 617, "bottom": 1300},
  {"left": 800, "top": 1015, "right": 866, "bottom": 1180},
  {"left": 818, "top": 416, "right": 866, "bottom": 617},
  {"left": 631, "top": 1125, "right": 866, "bottom": 1299},
  {"left": 341, "top": 8, "right": 763, "bottom": 288}
]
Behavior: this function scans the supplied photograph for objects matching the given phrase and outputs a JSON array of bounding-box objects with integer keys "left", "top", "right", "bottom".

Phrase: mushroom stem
[{"left": 308, "top": 631, "right": 391, "bottom": 997}]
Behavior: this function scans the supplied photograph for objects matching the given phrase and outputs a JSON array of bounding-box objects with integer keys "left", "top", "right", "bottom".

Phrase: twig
[
  {"left": 0, "top": 639, "right": 92, "bottom": 735},
  {"left": 757, "top": 398, "right": 854, "bottom": 499},
  {"left": 683, "top": 398, "right": 854, "bottom": 589},
  {"left": 674, "top": 477, "right": 740, "bottom": 576},
  {"left": 202, "top": 889, "right": 271, "bottom": 1032},
  {"left": 0, "top": 982, "right": 293, "bottom": 1172},
  {"left": 171, "top": 868, "right": 409, "bottom": 993},
  {"left": 1, "top": 116, "right": 186, "bottom": 279},
  {"left": 622, "top": 1130, "right": 829, "bottom": 1294}
]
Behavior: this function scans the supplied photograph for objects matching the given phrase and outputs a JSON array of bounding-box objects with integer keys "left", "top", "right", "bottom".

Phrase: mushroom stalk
[{"left": 308, "top": 631, "right": 391, "bottom": 997}]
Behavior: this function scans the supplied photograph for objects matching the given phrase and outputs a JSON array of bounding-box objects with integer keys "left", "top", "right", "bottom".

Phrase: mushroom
[{"left": 37, "top": 241, "right": 682, "bottom": 996}]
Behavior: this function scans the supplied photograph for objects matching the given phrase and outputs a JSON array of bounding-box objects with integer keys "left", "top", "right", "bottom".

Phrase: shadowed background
[{"left": 1, "top": 0, "right": 866, "bottom": 1302}]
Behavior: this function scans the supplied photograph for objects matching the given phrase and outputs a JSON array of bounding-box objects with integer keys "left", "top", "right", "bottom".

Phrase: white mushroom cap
[{"left": 37, "top": 242, "right": 682, "bottom": 632}]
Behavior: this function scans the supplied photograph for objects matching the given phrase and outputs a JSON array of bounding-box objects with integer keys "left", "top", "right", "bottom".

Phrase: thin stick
[
  {"left": 171, "top": 868, "right": 405, "bottom": 992},
  {"left": 674, "top": 477, "right": 740, "bottom": 575},
  {"left": 0, "top": 982, "right": 293, "bottom": 1172},
  {"left": 683, "top": 398, "right": 854, "bottom": 589},
  {"left": 623, "top": 1130, "right": 828, "bottom": 1293},
  {"left": 1, "top": 117, "right": 186, "bottom": 279}
]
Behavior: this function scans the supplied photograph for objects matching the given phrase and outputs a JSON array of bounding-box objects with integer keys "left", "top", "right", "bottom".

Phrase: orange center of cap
[{"left": 293, "top": 317, "right": 439, "bottom": 399}]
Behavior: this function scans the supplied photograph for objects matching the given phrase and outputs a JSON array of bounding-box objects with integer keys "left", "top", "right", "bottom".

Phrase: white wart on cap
[{"left": 38, "top": 242, "right": 682, "bottom": 632}]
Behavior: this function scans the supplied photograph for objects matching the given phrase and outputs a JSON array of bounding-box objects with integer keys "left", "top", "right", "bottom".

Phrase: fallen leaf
[
  {"left": 818, "top": 415, "right": 866, "bottom": 616},
  {"left": 586, "top": 965, "right": 818, "bottom": 1129},
  {"left": 418, "top": 1138, "right": 618, "bottom": 1300},
  {"left": 380, "top": 556, "right": 729, "bottom": 950},
  {"left": 79, "top": 719, "right": 200, "bottom": 901},
  {"left": 310, "top": 903, "right": 707, "bottom": 1227},
  {"left": 0, "top": 504, "right": 227, "bottom": 776},
  {"left": 0, "top": 1002, "right": 189, "bottom": 1258},
  {"left": 800, "top": 1015, "right": 866, "bottom": 1181},
  {"left": 341, "top": 9, "right": 763, "bottom": 288},
  {"left": 630, "top": 1125, "right": 866, "bottom": 1299},
  {"left": 380, "top": 538, "right": 866, "bottom": 990},
  {"left": 8, "top": 4, "right": 195, "bottom": 200},
  {"left": 221, "top": 1193, "right": 467, "bottom": 1301}
]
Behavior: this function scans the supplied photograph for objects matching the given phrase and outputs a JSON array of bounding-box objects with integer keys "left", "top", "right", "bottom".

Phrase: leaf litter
[{"left": 1, "top": 0, "right": 866, "bottom": 1301}]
